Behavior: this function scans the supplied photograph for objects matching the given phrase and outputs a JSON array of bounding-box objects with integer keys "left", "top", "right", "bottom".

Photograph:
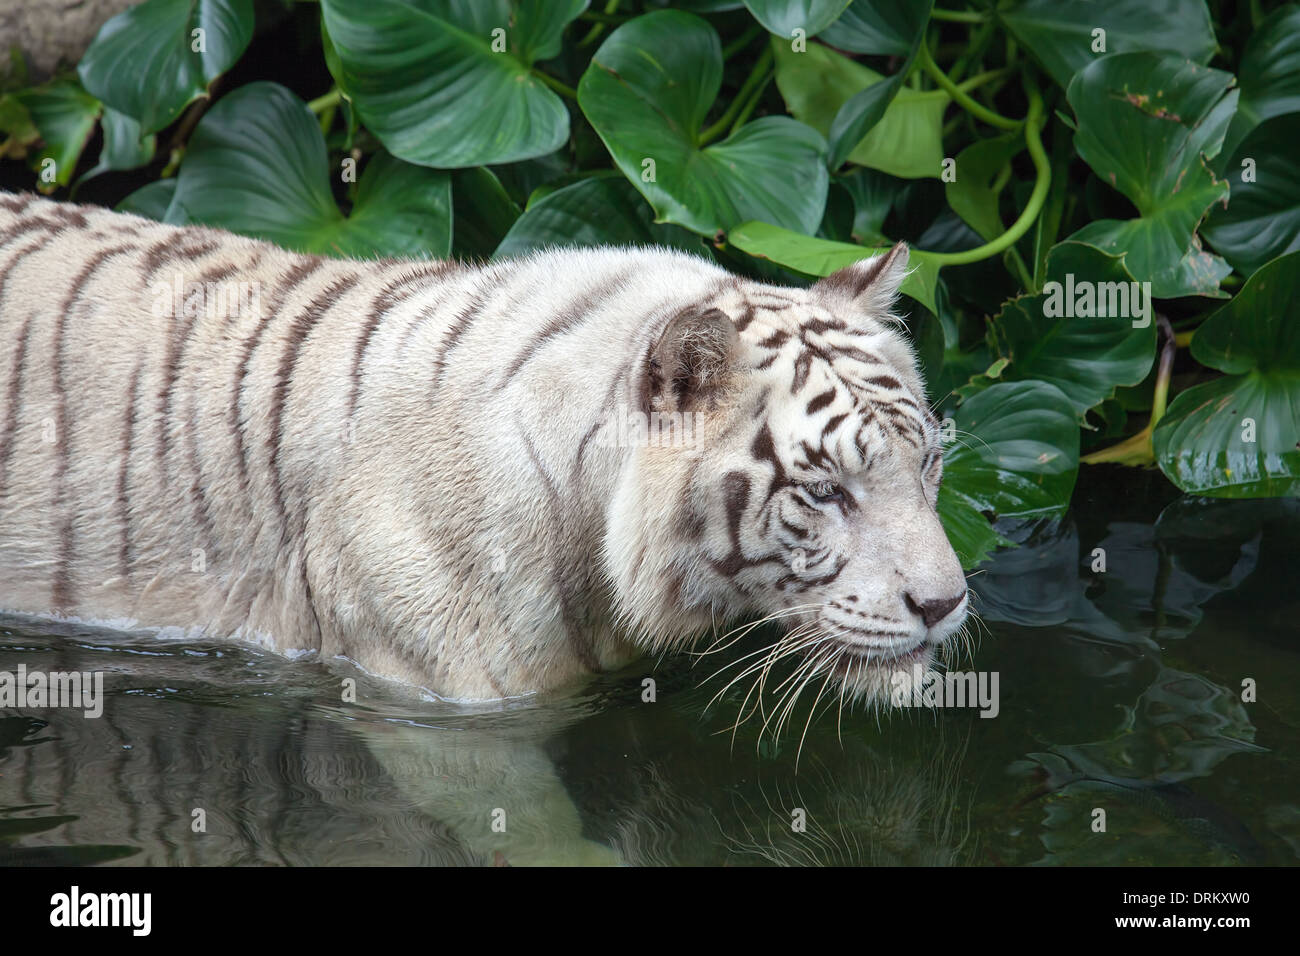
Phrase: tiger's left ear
[
  {"left": 812, "top": 241, "right": 910, "bottom": 317},
  {"left": 645, "top": 307, "right": 739, "bottom": 414}
]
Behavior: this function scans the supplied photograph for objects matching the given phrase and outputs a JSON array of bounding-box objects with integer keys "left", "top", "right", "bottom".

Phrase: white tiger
[
  {"left": 0, "top": 191, "right": 972, "bottom": 864},
  {"left": 0, "top": 190, "right": 968, "bottom": 705}
]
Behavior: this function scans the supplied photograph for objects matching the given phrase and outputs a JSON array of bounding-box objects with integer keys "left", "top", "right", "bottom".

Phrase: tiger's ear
[
  {"left": 812, "top": 241, "right": 910, "bottom": 318},
  {"left": 645, "top": 307, "right": 739, "bottom": 414}
]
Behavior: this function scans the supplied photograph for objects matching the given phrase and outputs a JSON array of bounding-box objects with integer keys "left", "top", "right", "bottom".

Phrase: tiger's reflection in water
[{"left": 0, "top": 617, "right": 975, "bottom": 867}]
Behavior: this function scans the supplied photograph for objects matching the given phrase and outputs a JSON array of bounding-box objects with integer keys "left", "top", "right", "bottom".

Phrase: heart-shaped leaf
[
  {"left": 1066, "top": 53, "right": 1236, "bottom": 298},
  {"left": 772, "top": 33, "right": 945, "bottom": 178},
  {"left": 321, "top": 0, "right": 586, "bottom": 168},
  {"left": 14, "top": 79, "right": 102, "bottom": 190},
  {"left": 997, "top": 0, "right": 1216, "bottom": 91},
  {"left": 1203, "top": 114, "right": 1300, "bottom": 277},
  {"left": 494, "top": 175, "right": 703, "bottom": 258},
  {"left": 1153, "top": 251, "right": 1300, "bottom": 497},
  {"left": 169, "top": 82, "right": 451, "bottom": 258},
  {"left": 78, "top": 108, "right": 157, "bottom": 186},
  {"left": 977, "top": 241, "right": 1157, "bottom": 414},
  {"left": 939, "top": 380, "right": 1080, "bottom": 568},
  {"left": 741, "top": 0, "right": 851, "bottom": 39},
  {"left": 578, "top": 10, "right": 828, "bottom": 236},
  {"left": 727, "top": 219, "right": 939, "bottom": 313},
  {"left": 1219, "top": 5, "right": 1300, "bottom": 162},
  {"left": 78, "top": 0, "right": 254, "bottom": 135}
]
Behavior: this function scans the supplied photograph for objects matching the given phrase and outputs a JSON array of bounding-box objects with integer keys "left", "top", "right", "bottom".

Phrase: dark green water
[{"left": 1, "top": 472, "right": 1296, "bottom": 866}]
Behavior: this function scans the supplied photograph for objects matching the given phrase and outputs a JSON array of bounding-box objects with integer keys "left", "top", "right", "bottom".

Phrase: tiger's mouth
[
  {"left": 833, "top": 636, "right": 931, "bottom": 664},
  {"left": 827, "top": 635, "right": 933, "bottom": 679}
]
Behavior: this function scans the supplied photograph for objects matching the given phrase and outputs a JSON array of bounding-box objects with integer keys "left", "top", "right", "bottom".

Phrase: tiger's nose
[{"left": 904, "top": 591, "right": 966, "bottom": 628}]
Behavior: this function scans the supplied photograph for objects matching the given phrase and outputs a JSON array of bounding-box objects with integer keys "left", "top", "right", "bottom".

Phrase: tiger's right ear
[
  {"left": 812, "top": 241, "right": 910, "bottom": 318},
  {"left": 645, "top": 307, "right": 739, "bottom": 414}
]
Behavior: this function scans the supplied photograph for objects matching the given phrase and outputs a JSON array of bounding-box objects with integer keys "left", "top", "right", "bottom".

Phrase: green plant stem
[
  {"left": 722, "top": 23, "right": 764, "bottom": 60},
  {"left": 1032, "top": 120, "right": 1073, "bottom": 289},
  {"left": 167, "top": 93, "right": 215, "bottom": 153},
  {"left": 1080, "top": 314, "right": 1175, "bottom": 466},
  {"left": 730, "top": 73, "right": 773, "bottom": 136},
  {"left": 700, "top": 44, "right": 774, "bottom": 146},
  {"left": 1005, "top": 247, "right": 1034, "bottom": 290},
  {"left": 956, "top": 68, "right": 1011, "bottom": 93},
  {"left": 938, "top": 69, "right": 1008, "bottom": 138},
  {"left": 307, "top": 88, "right": 341, "bottom": 114},
  {"left": 160, "top": 147, "right": 184, "bottom": 179},
  {"left": 991, "top": 160, "right": 1012, "bottom": 195},
  {"left": 932, "top": 7, "right": 988, "bottom": 22},
  {"left": 577, "top": 0, "right": 620, "bottom": 49},
  {"left": 919, "top": 86, "right": 1049, "bottom": 266},
  {"left": 533, "top": 70, "right": 577, "bottom": 100},
  {"left": 918, "top": 41, "right": 1020, "bottom": 130}
]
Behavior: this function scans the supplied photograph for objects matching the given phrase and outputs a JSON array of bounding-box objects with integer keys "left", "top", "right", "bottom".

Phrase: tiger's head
[{"left": 606, "top": 243, "right": 968, "bottom": 708}]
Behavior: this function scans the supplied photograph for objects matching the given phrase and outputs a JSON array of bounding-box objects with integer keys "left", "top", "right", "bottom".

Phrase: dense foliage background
[{"left": 1, "top": 0, "right": 1296, "bottom": 566}]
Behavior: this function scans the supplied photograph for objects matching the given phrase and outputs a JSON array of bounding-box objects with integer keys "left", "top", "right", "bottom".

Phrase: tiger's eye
[{"left": 805, "top": 480, "right": 843, "bottom": 503}]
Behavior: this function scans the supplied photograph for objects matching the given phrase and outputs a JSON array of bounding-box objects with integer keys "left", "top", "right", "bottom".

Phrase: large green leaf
[
  {"left": 169, "top": 82, "right": 451, "bottom": 258},
  {"left": 939, "top": 380, "right": 1080, "bottom": 568},
  {"left": 78, "top": 0, "right": 254, "bottom": 135},
  {"left": 817, "top": 0, "right": 918, "bottom": 55},
  {"left": 997, "top": 0, "right": 1216, "bottom": 91},
  {"left": 742, "top": 0, "right": 851, "bottom": 38},
  {"left": 578, "top": 10, "right": 828, "bottom": 236},
  {"left": 822, "top": 0, "right": 933, "bottom": 170},
  {"left": 1203, "top": 115, "right": 1300, "bottom": 277},
  {"left": 1220, "top": 5, "right": 1300, "bottom": 162},
  {"left": 14, "top": 79, "right": 102, "bottom": 190},
  {"left": 1066, "top": 53, "right": 1236, "bottom": 299},
  {"left": 320, "top": 0, "right": 586, "bottom": 168},
  {"left": 979, "top": 241, "right": 1157, "bottom": 414},
  {"left": 494, "top": 175, "right": 703, "bottom": 258},
  {"left": 772, "top": 35, "right": 945, "bottom": 178},
  {"left": 727, "top": 220, "right": 938, "bottom": 313},
  {"left": 1153, "top": 252, "right": 1300, "bottom": 497}
]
